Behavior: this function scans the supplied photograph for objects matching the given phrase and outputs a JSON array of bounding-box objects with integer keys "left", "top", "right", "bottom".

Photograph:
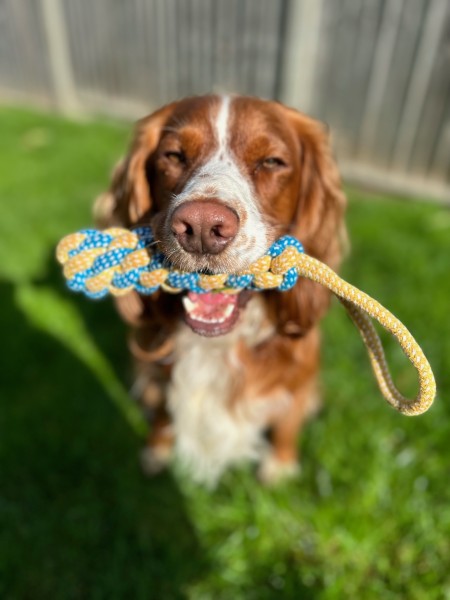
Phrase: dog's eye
[
  {"left": 260, "top": 157, "right": 286, "bottom": 170},
  {"left": 165, "top": 150, "right": 186, "bottom": 165}
]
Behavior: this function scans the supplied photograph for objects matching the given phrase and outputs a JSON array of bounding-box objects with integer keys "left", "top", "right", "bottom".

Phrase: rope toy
[{"left": 56, "top": 226, "right": 436, "bottom": 416}]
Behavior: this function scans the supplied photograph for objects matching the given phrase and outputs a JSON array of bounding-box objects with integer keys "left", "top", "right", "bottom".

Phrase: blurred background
[
  {"left": 1, "top": 1, "right": 450, "bottom": 598},
  {"left": 1, "top": 0, "right": 449, "bottom": 201}
]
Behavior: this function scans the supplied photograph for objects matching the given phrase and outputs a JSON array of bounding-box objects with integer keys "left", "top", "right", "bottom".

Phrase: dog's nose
[{"left": 170, "top": 200, "right": 238, "bottom": 254}]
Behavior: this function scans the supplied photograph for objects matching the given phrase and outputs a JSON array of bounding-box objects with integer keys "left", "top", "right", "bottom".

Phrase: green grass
[{"left": 1, "top": 106, "right": 449, "bottom": 600}]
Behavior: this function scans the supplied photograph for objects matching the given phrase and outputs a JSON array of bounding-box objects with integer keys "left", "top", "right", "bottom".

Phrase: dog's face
[
  {"left": 149, "top": 96, "right": 305, "bottom": 272},
  {"left": 97, "top": 95, "right": 345, "bottom": 337}
]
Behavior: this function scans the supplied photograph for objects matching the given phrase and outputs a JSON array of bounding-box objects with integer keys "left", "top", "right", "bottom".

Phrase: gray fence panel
[
  {"left": 0, "top": 0, "right": 53, "bottom": 104},
  {"left": 59, "top": 0, "right": 286, "bottom": 114},
  {"left": 305, "top": 0, "right": 450, "bottom": 199}
]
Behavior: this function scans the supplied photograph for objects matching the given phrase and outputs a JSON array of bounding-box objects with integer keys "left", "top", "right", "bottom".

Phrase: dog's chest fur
[{"left": 167, "top": 296, "right": 286, "bottom": 484}]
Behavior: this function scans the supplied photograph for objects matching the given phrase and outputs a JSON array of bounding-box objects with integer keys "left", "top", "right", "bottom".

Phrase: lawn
[{"left": 0, "top": 106, "right": 449, "bottom": 600}]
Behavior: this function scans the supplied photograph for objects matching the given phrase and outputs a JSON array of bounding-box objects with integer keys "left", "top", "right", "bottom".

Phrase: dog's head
[{"left": 95, "top": 95, "right": 346, "bottom": 337}]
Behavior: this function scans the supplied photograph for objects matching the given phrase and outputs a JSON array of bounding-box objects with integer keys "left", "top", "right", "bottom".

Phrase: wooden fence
[{"left": 0, "top": 0, "right": 449, "bottom": 201}]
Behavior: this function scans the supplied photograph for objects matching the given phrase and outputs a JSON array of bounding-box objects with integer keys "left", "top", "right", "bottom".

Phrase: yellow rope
[
  {"left": 57, "top": 227, "right": 436, "bottom": 415},
  {"left": 294, "top": 253, "right": 435, "bottom": 416}
]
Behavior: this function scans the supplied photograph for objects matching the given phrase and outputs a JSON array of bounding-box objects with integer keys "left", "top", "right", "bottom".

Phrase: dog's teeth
[
  {"left": 196, "top": 316, "right": 219, "bottom": 324},
  {"left": 192, "top": 315, "right": 227, "bottom": 324},
  {"left": 223, "top": 305, "right": 234, "bottom": 319},
  {"left": 199, "top": 306, "right": 235, "bottom": 323},
  {"left": 182, "top": 297, "right": 196, "bottom": 314}
]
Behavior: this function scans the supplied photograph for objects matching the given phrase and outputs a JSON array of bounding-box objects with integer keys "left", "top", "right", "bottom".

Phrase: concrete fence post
[{"left": 40, "top": 0, "right": 80, "bottom": 114}]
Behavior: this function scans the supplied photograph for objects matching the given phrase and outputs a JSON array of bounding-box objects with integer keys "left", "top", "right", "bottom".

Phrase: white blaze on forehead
[
  {"left": 168, "top": 95, "right": 269, "bottom": 269},
  {"left": 214, "top": 94, "right": 231, "bottom": 154}
]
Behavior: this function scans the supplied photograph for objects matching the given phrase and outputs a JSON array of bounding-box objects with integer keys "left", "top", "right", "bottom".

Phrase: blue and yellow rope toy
[{"left": 57, "top": 226, "right": 436, "bottom": 416}]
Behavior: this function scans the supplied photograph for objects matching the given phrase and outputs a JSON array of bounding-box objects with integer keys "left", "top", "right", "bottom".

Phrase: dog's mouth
[{"left": 181, "top": 291, "right": 251, "bottom": 337}]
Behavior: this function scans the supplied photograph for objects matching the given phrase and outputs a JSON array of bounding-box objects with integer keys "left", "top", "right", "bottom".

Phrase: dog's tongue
[
  {"left": 182, "top": 291, "right": 240, "bottom": 336},
  {"left": 190, "top": 292, "right": 227, "bottom": 305},
  {"left": 186, "top": 291, "right": 237, "bottom": 319}
]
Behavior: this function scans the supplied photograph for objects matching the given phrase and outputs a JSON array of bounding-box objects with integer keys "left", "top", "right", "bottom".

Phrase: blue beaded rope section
[{"left": 63, "top": 226, "right": 304, "bottom": 299}]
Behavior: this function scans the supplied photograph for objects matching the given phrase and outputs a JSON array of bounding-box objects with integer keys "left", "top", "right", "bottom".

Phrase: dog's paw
[
  {"left": 140, "top": 445, "right": 172, "bottom": 476},
  {"left": 257, "top": 453, "right": 300, "bottom": 486}
]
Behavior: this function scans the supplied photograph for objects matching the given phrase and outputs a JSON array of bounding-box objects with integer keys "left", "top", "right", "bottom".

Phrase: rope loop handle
[
  {"left": 294, "top": 254, "right": 435, "bottom": 415},
  {"left": 56, "top": 226, "right": 436, "bottom": 415}
]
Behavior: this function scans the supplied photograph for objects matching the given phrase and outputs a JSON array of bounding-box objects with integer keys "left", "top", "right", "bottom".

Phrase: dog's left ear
[
  {"left": 267, "top": 110, "right": 347, "bottom": 337},
  {"left": 290, "top": 111, "right": 346, "bottom": 267}
]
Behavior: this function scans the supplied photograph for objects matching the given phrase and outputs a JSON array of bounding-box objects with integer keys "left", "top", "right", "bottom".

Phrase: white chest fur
[{"left": 168, "top": 296, "right": 275, "bottom": 485}]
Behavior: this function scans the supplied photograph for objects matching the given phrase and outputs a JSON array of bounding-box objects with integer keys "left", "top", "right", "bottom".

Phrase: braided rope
[
  {"left": 56, "top": 226, "right": 304, "bottom": 297},
  {"left": 294, "top": 254, "right": 435, "bottom": 416},
  {"left": 56, "top": 226, "right": 436, "bottom": 415}
]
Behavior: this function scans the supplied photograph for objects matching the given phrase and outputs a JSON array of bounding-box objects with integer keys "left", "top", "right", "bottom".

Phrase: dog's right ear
[{"left": 93, "top": 103, "right": 176, "bottom": 228}]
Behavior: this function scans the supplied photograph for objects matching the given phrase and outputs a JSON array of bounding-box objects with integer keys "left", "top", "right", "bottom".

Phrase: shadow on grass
[
  {"left": 243, "top": 552, "right": 324, "bottom": 599},
  {"left": 0, "top": 266, "right": 209, "bottom": 599}
]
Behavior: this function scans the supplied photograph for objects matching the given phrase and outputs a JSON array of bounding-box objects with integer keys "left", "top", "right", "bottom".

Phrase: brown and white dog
[{"left": 94, "top": 95, "right": 346, "bottom": 485}]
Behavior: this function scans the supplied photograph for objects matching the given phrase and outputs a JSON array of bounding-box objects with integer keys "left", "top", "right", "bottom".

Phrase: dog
[{"left": 94, "top": 95, "right": 346, "bottom": 485}]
